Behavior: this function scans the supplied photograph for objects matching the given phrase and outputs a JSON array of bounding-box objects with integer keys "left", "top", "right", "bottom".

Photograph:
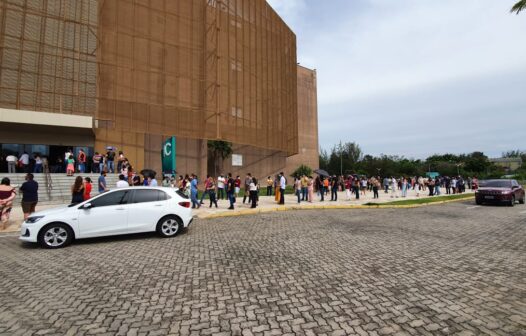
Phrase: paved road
[{"left": 0, "top": 202, "right": 524, "bottom": 336}]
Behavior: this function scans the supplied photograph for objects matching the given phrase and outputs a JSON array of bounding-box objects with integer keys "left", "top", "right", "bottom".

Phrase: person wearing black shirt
[
  {"left": 19, "top": 173, "right": 38, "bottom": 220},
  {"left": 226, "top": 173, "right": 235, "bottom": 210}
]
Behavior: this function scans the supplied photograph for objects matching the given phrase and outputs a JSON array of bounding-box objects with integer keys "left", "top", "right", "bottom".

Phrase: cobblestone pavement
[{"left": 0, "top": 201, "right": 524, "bottom": 336}]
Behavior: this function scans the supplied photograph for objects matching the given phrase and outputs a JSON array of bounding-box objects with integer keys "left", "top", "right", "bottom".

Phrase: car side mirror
[
  {"left": 82, "top": 203, "right": 92, "bottom": 209},
  {"left": 512, "top": 186, "right": 518, "bottom": 190}
]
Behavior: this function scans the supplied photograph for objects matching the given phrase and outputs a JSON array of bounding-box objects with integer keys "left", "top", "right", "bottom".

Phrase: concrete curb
[{"left": 200, "top": 196, "right": 474, "bottom": 219}]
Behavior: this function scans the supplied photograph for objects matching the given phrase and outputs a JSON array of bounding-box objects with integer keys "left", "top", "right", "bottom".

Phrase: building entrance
[{"left": 0, "top": 143, "right": 93, "bottom": 173}]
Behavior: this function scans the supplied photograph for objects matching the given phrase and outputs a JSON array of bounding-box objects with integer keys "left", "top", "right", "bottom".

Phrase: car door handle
[
  {"left": 115, "top": 208, "right": 126, "bottom": 210},
  {"left": 154, "top": 204, "right": 163, "bottom": 207}
]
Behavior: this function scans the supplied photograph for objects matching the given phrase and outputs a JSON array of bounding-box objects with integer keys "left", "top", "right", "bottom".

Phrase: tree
[
  {"left": 319, "top": 148, "right": 330, "bottom": 172},
  {"left": 291, "top": 164, "right": 313, "bottom": 178},
  {"left": 207, "top": 140, "right": 233, "bottom": 177},
  {"left": 511, "top": 0, "right": 526, "bottom": 14}
]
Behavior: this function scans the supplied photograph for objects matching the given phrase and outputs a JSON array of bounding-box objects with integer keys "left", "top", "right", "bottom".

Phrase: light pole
[{"left": 339, "top": 141, "right": 343, "bottom": 177}]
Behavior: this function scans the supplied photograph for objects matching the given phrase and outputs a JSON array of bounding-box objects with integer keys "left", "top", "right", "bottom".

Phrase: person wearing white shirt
[
  {"left": 116, "top": 174, "right": 129, "bottom": 188},
  {"left": 249, "top": 177, "right": 258, "bottom": 208},
  {"left": 279, "top": 172, "right": 286, "bottom": 205},
  {"left": 217, "top": 175, "right": 225, "bottom": 200},
  {"left": 6, "top": 154, "right": 17, "bottom": 173},
  {"left": 19, "top": 152, "right": 30, "bottom": 173}
]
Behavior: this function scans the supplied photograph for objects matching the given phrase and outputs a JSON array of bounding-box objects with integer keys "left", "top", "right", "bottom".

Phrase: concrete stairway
[{"left": 2, "top": 173, "right": 120, "bottom": 203}]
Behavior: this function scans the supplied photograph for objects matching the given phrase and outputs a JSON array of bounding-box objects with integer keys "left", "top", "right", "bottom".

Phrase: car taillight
[{"left": 178, "top": 202, "right": 191, "bottom": 208}]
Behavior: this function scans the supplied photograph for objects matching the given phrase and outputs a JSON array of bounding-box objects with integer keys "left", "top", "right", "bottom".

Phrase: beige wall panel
[{"left": 285, "top": 66, "right": 319, "bottom": 177}]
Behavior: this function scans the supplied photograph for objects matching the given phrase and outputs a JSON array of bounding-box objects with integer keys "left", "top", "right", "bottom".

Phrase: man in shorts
[{"left": 19, "top": 173, "right": 38, "bottom": 220}]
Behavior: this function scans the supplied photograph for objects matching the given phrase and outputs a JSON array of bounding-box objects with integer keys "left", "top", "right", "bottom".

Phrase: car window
[
  {"left": 133, "top": 190, "right": 169, "bottom": 203},
  {"left": 90, "top": 190, "right": 130, "bottom": 207}
]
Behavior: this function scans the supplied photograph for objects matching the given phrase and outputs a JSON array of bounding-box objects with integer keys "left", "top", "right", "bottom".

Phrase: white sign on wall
[{"left": 232, "top": 154, "right": 243, "bottom": 167}]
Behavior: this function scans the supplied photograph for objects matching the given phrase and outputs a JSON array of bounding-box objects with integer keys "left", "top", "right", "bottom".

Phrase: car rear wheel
[
  {"left": 38, "top": 223, "right": 73, "bottom": 249},
  {"left": 156, "top": 216, "right": 181, "bottom": 238}
]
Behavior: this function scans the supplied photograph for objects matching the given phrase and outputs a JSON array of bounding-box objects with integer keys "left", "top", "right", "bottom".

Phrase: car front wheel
[
  {"left": 38, "top": 223, "right": 73, "bottom": 249},
  {"left": 156, "top": 216, "right": 181, "bottom": 238},
  {"left": 519, "top": 195, "right": 525, "bottom": 205},
  {"left": 509, "top": 195, "right": 515, "bottom": 207}
]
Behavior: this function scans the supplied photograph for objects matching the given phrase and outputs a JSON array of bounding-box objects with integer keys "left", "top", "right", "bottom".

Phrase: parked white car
[{"left": 20, "top": 187, "right": 193, "bottom": 249}]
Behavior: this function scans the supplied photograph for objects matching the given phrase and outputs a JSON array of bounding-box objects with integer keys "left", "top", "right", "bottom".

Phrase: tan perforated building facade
[{"left": 0, "top": 0, "right": 317, "bottom": 180}]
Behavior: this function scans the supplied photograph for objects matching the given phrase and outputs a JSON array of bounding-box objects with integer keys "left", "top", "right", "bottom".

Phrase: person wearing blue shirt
[
  {"left": 98, "top": 172, "right": 107, "bottom": 193},
  {"left": 190, "top": 174, "right": 200, "bottom": 209}
]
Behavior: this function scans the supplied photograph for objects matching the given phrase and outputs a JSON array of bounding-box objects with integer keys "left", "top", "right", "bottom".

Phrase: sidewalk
[{"left": 0, "top": 187, "right": 473, "bottom": 233}]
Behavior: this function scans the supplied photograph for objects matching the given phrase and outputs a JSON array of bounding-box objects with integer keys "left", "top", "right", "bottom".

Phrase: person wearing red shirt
[{"left": 84, "top": 177, "right": 92, "bottom": 200}]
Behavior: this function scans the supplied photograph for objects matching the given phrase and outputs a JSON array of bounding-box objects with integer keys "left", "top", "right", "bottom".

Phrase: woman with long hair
[
  {"left": 84, "top": 177, "right": 92, "bottom": 200},
  {"left": 66, "top": 154, "right": 75, "bottom": 176},
  {"left": 71, "top": 176, "right": 85, "bottom": 204}
]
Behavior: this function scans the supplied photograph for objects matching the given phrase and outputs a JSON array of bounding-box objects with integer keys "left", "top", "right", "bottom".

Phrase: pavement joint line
[{"left": 200, "top": 196, "right": 474, "bottom": 219}]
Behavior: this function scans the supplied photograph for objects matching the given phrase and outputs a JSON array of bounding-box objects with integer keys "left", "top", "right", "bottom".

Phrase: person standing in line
[
  {"left": 361, "top": 177, "right": 368, "bottom": 196},
  {"left": 199, "top": 175, "right": 211, "bottom": 204},
  {"left": 434, "top": 177, "right": 441, "bottom": 196},
  {"left": 0, "top": 178, "right": 17, "bottom": 229},
  {"left": 266, "top": 176, "right": 274, "bottom": 196},
  {"left": 353, "top": 178, "right": 360, "bottom": 200},
  {"left": 217, "top": 174, "right": 225, "bottom": 200},
  {"left": 33, "top": 154, "right": 43, "bottom": 173},
  {"left": 401, "top": 177, "right": 408, "bottom": 198},
  {"left": 243, "top": 173, "right": 252, "bottom": 204},
  {"left": 84, "top": 177, "right": 92, "bottom": 200},
  {"left": 345, "top": 176, "right": 352, "bottom": 200},
  {"left": 372, "top": 177, "right": 380, "bottom": 199},
  {"left": 19, "top": 152, "right": 30, "bottom": 173},
  {"left": 116, "top": 174, "right": 129, "bottom": 188},
  {"left": 301, "top": 175, "right": 308, "bottom": 201},
  {"left": 274, "top": 175, "right": 280, "bottom": 202},
  {"left": 66, "top": 154, "right": 75, "bottom": 176},
  {"left": 106, "top": 149, "right": 115, "bottom": 173},
  {"left": 428, "top": 177, "right": 435, "bottom": 196},
  {"left": 330, "top": 176, "right": 338, "bottom": 201},
  {"left": 92, "top": 152, "right": 102, "bottom": 173},
  {"left": 71, "top": 176, "right": 85, "bottom": 205},
  {"left": 207, "top": 177, "right": 218, "bottom": 208},
  {"left": 190, "top": 174, "right": 200, "bottom": 209},
  {"left": 98, "top": 171, "right": 108, "bottom": 194},
  {"left": 6, "top": 154, "right": 17, "bottom": 173},
  {"left": 390, "top": 177, "right": 398, "bottom": 198},
  {"left": 234, "top": 176, "right": 241, "bottom": 198},
  {"left": 279, "top": 172, "right": 286, "bottom": 205},
  {"left": 383, "top": 176, "right": 390, "bottom": 193},
  {"left": 77, "top": 149, "right": 87, "bottom": 173},
  {"left": 250, "top": 177, "right": 258, "bottom": 208},
  {"left": 318, "top": 176, "right": 325, "bottom": 201},
  {"left": 149, "top": 177, "right": 158, "bottom": 186},
  {"left": 295, "top": 176, "right": 302, "bottom": 204},
  {"left": 117, "top": 151, "right": 125, "bottom": 173},
  {"left": 307, "top": 176, "right": 314, "bottom": 203},
  {"left": 226, "top": 173, "right": 235, "bottom": 210}
]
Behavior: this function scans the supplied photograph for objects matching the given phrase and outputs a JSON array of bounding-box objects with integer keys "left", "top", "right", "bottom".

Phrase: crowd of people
[
  {"left": 0, "top": 167, "right": 479, "bottom": 230},
  {"left": 1, "top": 148, "right": 134, "bottom": 176}
]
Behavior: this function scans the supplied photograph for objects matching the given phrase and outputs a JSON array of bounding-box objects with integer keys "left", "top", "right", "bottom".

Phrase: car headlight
[
  {"left": 501, "top": 191, "right": 511, "bottom": 195},
  {"left": 25, "top": 216, "right": 44, "bottom": 224}
]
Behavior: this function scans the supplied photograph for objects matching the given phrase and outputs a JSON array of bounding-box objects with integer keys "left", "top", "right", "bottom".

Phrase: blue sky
[{"left": 267, "top": 0, "right": 526, "bottom": 159}]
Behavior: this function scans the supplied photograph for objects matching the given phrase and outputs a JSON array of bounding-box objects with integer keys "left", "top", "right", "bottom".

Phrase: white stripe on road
[
  {"left": 466, "top": 206, "right": 480, "bottom": 209},
  {"left": 520, "top": 210, "right": 526, "bottom": 214},
  {"left": 0, "top": 233, "right": 18, "bottom": 238}
]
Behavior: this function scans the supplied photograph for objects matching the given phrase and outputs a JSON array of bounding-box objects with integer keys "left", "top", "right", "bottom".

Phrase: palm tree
[
  {"left": 207, "top": 140, "right": 233, "bottom": 177},
  {"left": 511, "top": 0, "right": 526, "bottom": 14}
]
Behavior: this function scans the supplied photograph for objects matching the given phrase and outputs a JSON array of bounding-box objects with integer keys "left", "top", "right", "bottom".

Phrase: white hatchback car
[{"left": 20, "top": 187, "right": 193, "bottom": 249}]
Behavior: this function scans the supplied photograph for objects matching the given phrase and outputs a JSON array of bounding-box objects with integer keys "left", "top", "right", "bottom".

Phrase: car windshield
[{"left": 480, "top": 180, "right": 512, "bottom": 188}]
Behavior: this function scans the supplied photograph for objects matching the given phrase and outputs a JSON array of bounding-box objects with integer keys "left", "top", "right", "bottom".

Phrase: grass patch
[{"left": 364, "top": 193, "right": 473, "bottom": 206}]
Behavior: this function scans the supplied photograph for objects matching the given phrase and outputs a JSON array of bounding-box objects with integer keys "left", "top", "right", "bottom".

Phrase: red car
[{"left": 475, "top": 179, "right": 525, "bottom": 206}]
